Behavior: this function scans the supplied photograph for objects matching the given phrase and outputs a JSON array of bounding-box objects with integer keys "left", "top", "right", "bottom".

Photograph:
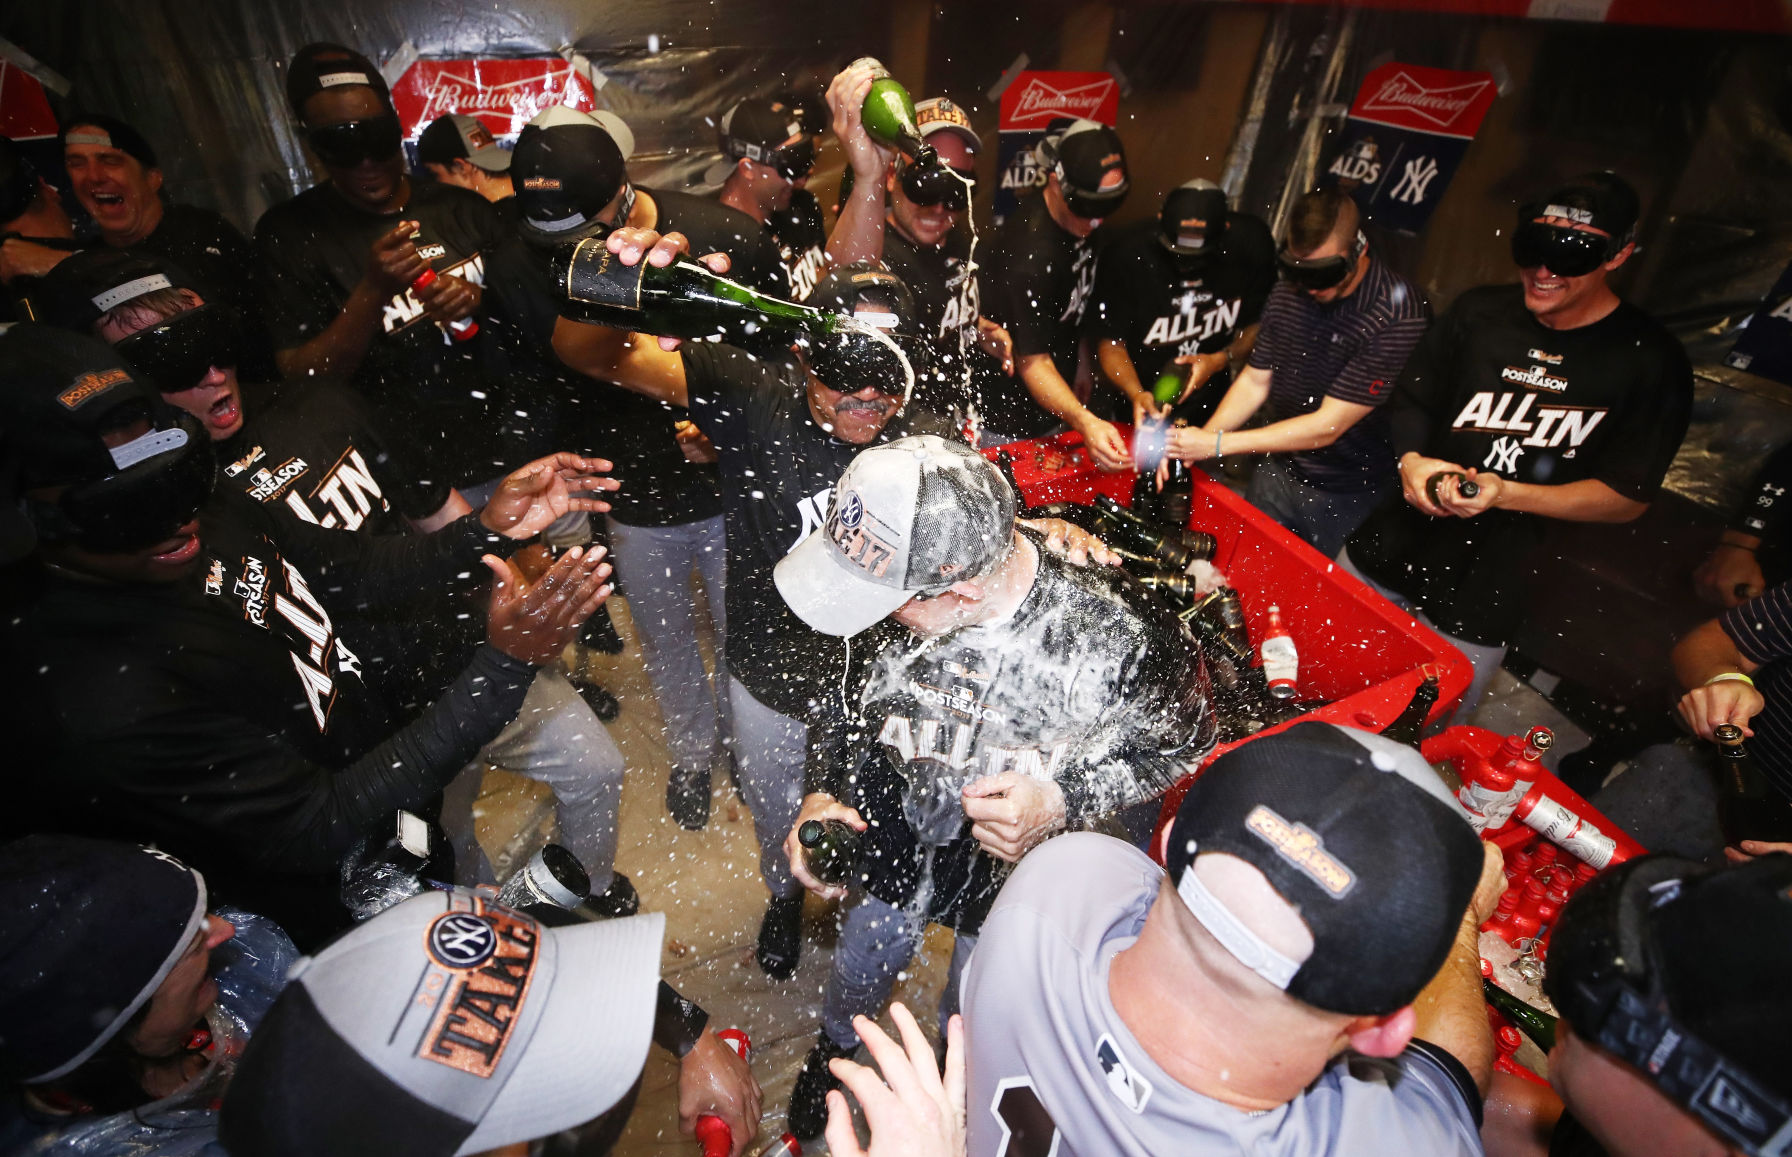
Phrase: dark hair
[{"left": 1286, "top": 188, "right": 1356, "bottom": 255}]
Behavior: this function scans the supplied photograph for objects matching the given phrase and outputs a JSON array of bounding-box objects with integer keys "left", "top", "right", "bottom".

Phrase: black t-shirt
[
  {"left": 880, "top": 223, "right": 1009, "bottom": 424},
  {"left": 481, "top": 235, "right": 723, "bottom": 527},
  {"left": 135, "top": 203, "right": 279, "bottom": 383},
  {"left": 215, "top": 380, "right": 449, "bottom": 535},
  {"left": 682, "top": 342, "right": 950, "bottom": 719},
  {"left": 1, "top": 504, "right": 524, "bottom": 940},
  {"left": 1348, "top": 285, "right": 1693, "bottom": 646},
  {"left": 649, "top": 187, "right": 789, "bottom": 297},
  {"left": 1089, "top": 215, "right": 1275, "bottom": 385},
  {"left": 765, "top": 188, "right": 828, "bottom": 301},
  {"left": 980, "top": 197, "right": 1100, "bottom": 438},
  {"left": 810, "top": 541, "right": 1216, "bottom": 931},
  {"left": 254, "top": 180, "right": 505, "bottom": 488}
]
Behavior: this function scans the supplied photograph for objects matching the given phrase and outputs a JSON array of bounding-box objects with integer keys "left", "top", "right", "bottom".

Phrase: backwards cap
[
  {"left": 61, "top": 114, "right": 159, "bottom": 170},
  {"left": 0, "top": 836, "right": 207, "bottom": 1083},
  {"left": 775, "top": 434, "right": 1017, "bottom": 637},
  {"left": 286, "top": 43, "right": 392, "bottom": 118},
  {"left": 1163, "top": 722, "right": 1484, "bottom": 1016}
]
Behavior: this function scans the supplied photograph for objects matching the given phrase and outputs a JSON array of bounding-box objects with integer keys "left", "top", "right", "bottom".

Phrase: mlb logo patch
[{"left": 1095, "top": 1033, "right": 1151, "bottom": 1113}]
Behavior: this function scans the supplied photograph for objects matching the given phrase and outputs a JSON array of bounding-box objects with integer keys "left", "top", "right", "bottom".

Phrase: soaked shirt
[{"left": 809, "top": 538, "right": 1214, "bottom": 931}]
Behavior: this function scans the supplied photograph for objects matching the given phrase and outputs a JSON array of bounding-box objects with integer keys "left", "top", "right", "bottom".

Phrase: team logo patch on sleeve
[
  {"left": 1246, "top": 805, "right": 1356, "bottom": 898},
  {"left": 416, "top": 902, "right": 540, "bottom": 1079}
]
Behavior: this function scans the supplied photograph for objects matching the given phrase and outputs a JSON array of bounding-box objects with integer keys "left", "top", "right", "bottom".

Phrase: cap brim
[
  {"left": 455, "top": 912, "right": 665, "bottom": 1154},
  {"left": 700, "top": 156, "right": 739, "bottom": 187},
  {"left": 468, "top": 145, "right": 513, "bottom": 172},
  {"left": 774, "top": 527, "right": 916, "bottom": 637}
]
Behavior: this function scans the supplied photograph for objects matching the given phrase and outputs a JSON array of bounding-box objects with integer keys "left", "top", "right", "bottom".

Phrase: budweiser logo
[
  {"left": 1359, "top": 71, "right": 1491, "bottom": 130},
  {"left": 1010, "top": 77, "right": 1115, "bottom": 124},
  {"left": 418, "top": 67, "right": 578, "bottom": 130}
]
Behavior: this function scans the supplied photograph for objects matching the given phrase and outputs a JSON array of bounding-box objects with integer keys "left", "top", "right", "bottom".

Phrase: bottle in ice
[
  {"left": 552, "top": 237, "right": 854, "bottom": 343},
  {"left": 798, "top": 819, "right": 863, "bottom": 886},
  {"left": 1258, "top": 604, "right": 1298, "bottom": 701},
  {"left": 849, "top": 58, "right": 938, "bottom": 169},
  {"left": 1710, "top": 723, "right": 1792, "bottom": 845},
  {"left": 1483, "top": 978, "right": 1557, "bottom": 1052},
  {"left": 1092, "top": 493, "right": 1215, "bottom": 570},
  {"left": 1380, "top": 670, "right": 1440, "bottom": 747}
]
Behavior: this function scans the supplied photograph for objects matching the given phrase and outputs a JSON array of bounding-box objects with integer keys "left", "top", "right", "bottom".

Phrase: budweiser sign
[
  {"left": 1000, "top": 70, "right": 1119, "bottom": 132},
  {"left": 390, "top": 58, "right": 597, "bottom": 141},
  {"left": 1348, "top": 61, "right": 1496, "bottom": 139}
]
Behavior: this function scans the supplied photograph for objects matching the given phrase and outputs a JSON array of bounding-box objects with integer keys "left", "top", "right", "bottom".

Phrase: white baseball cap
[{"left": 774, "top": 434, "right": 1018, "bottom": 637}]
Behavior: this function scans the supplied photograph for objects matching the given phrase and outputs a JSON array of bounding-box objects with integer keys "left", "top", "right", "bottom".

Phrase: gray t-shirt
[{"left": 963, "top": 834, "right": 1483, "bottom": 1157}]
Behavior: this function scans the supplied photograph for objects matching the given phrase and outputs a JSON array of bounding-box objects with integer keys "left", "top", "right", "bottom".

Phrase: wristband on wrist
[
  {"left": 653, "top": 980, "right": 710, "bottom": 1057},
  {"left": 1214, "top": 430, "right": 1223, "bottom": 459},
  {"left": 1706, "top": 671, "right": 1756, "bottom": 689}
]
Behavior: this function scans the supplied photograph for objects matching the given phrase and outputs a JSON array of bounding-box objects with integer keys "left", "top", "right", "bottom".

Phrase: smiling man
[{"left": 1340, "top": 172, "right": 1693, "bottom": 721}]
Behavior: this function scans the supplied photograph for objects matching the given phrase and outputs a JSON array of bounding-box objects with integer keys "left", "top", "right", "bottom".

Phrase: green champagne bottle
[
  {"left": 1092, "top": 494, "right": 1215, "bottom": 568},
  {"left": 1483, "top": 978, "right": 1557, "bottom": 1052},
  {"left": 850, "top": 58, "right": 938, "bottom": 168},
  {"left": 1426, "top": 471, "right": 1481, "bottom": 504},
  {"left": 798, "top": 819, "right": 863, "bottom": 887},
  {"left": 1152, "top": 367, "right": 1185, "bottom": 408},
  {"left": 552, "top": 237, "right": 853, "bottom": 343}
]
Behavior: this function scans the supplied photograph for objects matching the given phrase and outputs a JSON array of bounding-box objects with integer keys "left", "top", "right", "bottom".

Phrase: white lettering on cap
[
  {"left": 92, "top": 274, "right": 173, "bottom": 313},
  {"left": 64, "top": 131, "right": 114, "bottom": 148},
  {"left": 318, "top": 71, "right": 372, "bottom": 89},
  {"left": 109, "top": 426, "right": 190, "bottom": 470},
  {"left": 1540, "top": 203, "right": 1595, "bottom": 226},
  {"left": 853, "top": 310, "right": 900, "bottom": 331}
]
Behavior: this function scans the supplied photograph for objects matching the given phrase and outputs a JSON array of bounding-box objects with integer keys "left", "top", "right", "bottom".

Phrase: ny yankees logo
[
  {"left": 1390, "top": 156, "right": 1441, "bottom": 205},
  {"left": 1485, "top": 436, "right": 1524, "bottom": 474}
]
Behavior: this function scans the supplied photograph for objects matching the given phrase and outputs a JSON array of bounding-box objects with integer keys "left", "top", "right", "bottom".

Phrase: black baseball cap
[
  {"left": 38, "top": 247, "right": 197, "bottom": 332},
  {"left": 802, "top": 262, "right": 933, "bottom": 399},
  {"left": 511, "top": 107, "right": 629, "bottom": 246},
  {"left": 1160, "top": 179, "right": 1229, "bottom": 257},
  {"left": 285, "top": 43, "right": 392, "bottom": 118},
  {"left": 0, "top": 836, "right": 208, "bottom": 1084},
  {"left": 417, "top": 113, "right": 512, "bottom": 173},
  {"left": 1047, "top": 119, "right": 1129, "bottom": 219},
  {"left": 61, "top": 114, "right": 159, "bottom": 169},
  {"left": 1163, "top": 721, "right": 1483, "bottom": 1016},
  {"left": 0, "top": 325, "right": 216, "bottom": 550},
  {"left": 0, "top": 135, "right": 41, "bottom": 224},
  {"left": 1546, "top": 854, "right": 1792, "bottom": 1155}
]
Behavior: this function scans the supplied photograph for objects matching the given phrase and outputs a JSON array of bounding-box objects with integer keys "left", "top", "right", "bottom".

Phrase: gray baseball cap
[
  {"left": 220, "top": 890, "right": 665, "bottom": 1156},
  {"left": 417, "top": 113, "right": 513, "bottom": 173},
  {"left": 775, "top": 434, "right": 1018, "bottom": 637}
]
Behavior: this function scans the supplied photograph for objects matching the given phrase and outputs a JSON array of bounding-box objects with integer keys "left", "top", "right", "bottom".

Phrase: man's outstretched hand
[
  {"left": 479, "top": 453, "right": 619, "bottom": 541},
  {"left": 483, "top": 546, "right": 612, "bottom": 666},
  {"left": 825, "top": 1005, "right": 965, "bottom": 1157}
]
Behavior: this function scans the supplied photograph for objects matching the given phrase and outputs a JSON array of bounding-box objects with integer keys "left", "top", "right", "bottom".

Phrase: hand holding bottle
[
  {"left": 1677, "top": 677, "right": 1764, "bottom": 740},
  {"left": 786, "top": 794, "right": 868, "bottom": 900},
  {"left": 826, "top": 60, "right": 896, "bottom": 184},
  {"left": 682, "top": 1029, "right": 763, "bottom": 1157}
]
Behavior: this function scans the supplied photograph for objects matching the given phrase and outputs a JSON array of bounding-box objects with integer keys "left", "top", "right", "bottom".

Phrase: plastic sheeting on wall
[{"left": 0, "top": 1, "right": 886, "bottom": 232}]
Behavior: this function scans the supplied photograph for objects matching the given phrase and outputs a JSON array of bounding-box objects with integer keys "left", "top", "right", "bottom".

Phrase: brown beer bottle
[{"left": 1712, "top": 723, "right": 1792, "bottom": 845}]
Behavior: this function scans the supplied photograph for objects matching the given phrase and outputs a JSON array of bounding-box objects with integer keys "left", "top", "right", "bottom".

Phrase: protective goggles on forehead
[
  {"left": 1510, "top": 216, "right": 1617, "bottom": 278},
  {"left": 899, "top": 160, "right": 975, "bottom": 211},
  {"left": 737, "top": 135, "right": 815, "bottom": 182},
  {"left": 1544, "top": 859, "right": 1792, "bottom": 1157},
  {"left": 29, "top": 410, "right": 218, "bottom": 552},
  {"left": 113, "top": 304, "right": 242, "bottom": 395},
  {"left": 1276, "top": 229, "right": 1367, "bottom": 292},
  {"left": 305, "top": 113, "right": 402, "bottom": 168}
]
